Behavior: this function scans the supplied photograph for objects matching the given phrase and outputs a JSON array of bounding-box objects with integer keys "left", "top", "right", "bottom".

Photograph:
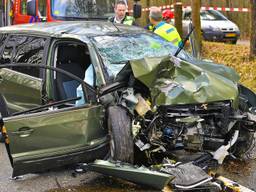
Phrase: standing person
[
  {"left": 148, "top": 6, "right": 182, "bottom": 47},
  {"left": 108, "top": 0, "right": 135, "bottom": 25}
]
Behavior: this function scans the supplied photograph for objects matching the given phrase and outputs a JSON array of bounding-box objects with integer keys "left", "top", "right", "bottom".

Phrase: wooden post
[
  {"left": 174, "top": 0, "right": 183, "bottom": 38},
  {"left": 250, "top": 0, "right": 256, "bottom": 57},
  {"left": 191, "top": 0, "right": 202, "bottom": 54}
]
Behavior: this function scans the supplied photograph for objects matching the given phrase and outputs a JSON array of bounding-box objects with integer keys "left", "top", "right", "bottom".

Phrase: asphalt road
[
  {"left": 0, "top": 142, "right": 255, "bottom": 192},
  {"left": 0, "top": 143, "right": 156, "bottom": 192},
  {"left": 0, "top": 144, "right": 102, "bottom": 192}
]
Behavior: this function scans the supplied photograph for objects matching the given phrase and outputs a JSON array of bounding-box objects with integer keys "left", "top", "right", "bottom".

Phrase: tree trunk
[
  {"left": 250, "top": 0, "right": 256, "bottom": 57},
  {"left": 191, "top": 0, "right": 202, "bottom": 53},
  {"left": 225, "top": 0, "right": 231, "bottom": 18},
  {"left": 174, "top": 0, "right": 183, "bottom": 38}
]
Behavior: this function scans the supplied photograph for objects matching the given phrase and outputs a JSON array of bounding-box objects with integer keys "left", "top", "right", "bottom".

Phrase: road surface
[{"left": 0, "top": 143, "right": 255, "bottom": 192}]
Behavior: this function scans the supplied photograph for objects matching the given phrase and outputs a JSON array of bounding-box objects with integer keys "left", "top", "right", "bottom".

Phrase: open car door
[
  {"left": 0, "top": 63, "right": 109, "bottom": 177},
  {"left": 2, "top": 103, "right": 108, "bottom": 177}
]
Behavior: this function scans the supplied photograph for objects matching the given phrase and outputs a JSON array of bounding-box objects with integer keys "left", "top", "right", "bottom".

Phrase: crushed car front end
[
  {"left": 91, "top": 29, "right": 256, "bottom": 190},
  {"left": 115, "top": 55, "right": 255, "bottom": 164}
]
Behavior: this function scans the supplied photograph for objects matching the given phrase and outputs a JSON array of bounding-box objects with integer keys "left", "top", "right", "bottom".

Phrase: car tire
[{"left": 108, "top": 106, "right": 134, "bottom": 163}]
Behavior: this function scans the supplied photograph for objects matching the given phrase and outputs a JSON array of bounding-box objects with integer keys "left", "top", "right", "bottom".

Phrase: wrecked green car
[{"left": 0, "top": 21, "right": 255, "bottom": 190}]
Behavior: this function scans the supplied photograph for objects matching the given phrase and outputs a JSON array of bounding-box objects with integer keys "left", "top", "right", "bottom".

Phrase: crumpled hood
[{"left": 129, "top": 56, "right": 239, "bottom": 106}]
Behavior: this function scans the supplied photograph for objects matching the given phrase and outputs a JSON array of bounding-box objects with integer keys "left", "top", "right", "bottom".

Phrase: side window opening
[
  {"left": 54, "top": 42, "right": 95, "bottom": 106},
  {"left": 21, "top": 0, "right": 27, "bottom": 15},
  {"left": 0, "top": 34, "right": 7, "bottom": 54},
  {"left": 38, "top": 0, "right": 47, "bottom": 17},
  {"left": 0, "top": 35, "right": 47, "bottom": 78},
  {"left": 21, "top": 0, "right": 46, "bottom": 17}
]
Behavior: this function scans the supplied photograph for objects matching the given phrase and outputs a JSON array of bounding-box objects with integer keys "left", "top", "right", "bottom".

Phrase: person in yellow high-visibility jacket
[{"left": 148, "top": 7, "right": 182, "bottom": 47}]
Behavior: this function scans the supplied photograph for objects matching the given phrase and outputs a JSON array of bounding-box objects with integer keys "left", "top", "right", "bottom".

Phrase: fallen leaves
[{"left": 202, "top": 42, "right": 256, "bottom": 92}]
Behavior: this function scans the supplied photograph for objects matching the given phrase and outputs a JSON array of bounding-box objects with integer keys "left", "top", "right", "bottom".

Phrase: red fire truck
[{"left": 0, "top": 0, "right": 140, "bottom": 26}]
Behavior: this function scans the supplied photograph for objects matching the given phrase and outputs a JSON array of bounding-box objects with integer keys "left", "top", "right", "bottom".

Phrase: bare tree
[
  {"left": 250, "top": 0, "right": 256, "bottom": 57},
  {"left": 191, "top": 0, "right": 202, "bottom": 54}
]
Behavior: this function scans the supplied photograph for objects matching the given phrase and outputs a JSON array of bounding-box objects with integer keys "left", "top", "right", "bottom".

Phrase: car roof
[{"left": 0, "top": 21, "right": 145, "bottom": 37}]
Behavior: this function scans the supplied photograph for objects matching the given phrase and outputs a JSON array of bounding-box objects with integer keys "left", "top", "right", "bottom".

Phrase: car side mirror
[
  {"left": 133, "top": 1, "right": 141, "bottom": 19},
  {"left": 27, "top": 0, "right": 36, "bottom": 17}
]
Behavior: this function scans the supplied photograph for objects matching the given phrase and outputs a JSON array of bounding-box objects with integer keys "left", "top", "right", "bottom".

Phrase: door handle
[{"left": 12, "top": 127, "right": 34, "bottom": 137}]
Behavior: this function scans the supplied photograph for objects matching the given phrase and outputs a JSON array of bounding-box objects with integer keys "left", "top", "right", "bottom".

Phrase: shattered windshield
[
  {"left": 92, "top": 33, "right": 191, "bottom": 76},
  {"left": 51, "top": 0, "right": 115, "bottom": 19}
]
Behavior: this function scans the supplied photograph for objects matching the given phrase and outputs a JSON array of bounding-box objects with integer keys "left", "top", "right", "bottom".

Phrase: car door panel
[
  {"left": 4, "top": 105, "right": 108, "bottom": 177},
  {"left": 0, "top": 68, "right": 42, "bottom": 113}
]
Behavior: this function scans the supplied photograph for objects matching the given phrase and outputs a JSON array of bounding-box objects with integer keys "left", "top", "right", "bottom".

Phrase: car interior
[{"left": 54, "top": 43, "right": 95, "bottom": 105}]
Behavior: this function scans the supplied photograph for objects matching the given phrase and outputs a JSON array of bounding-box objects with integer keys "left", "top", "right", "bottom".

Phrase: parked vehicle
[
  {"left": 0, "top": 21, "right": 255, "bottom": 190},
  {"left": 183, "top": 9, "right": 240, "bottom": 44}
]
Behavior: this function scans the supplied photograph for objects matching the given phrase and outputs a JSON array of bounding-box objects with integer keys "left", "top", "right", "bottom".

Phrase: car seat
[{"left": 56, "top": 46, "right": 85, "bottom": 102}]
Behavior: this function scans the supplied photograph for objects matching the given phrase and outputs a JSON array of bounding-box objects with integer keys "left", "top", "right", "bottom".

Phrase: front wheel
[{"left": 108, "top": 106, "right": 134, "bottom": 163}]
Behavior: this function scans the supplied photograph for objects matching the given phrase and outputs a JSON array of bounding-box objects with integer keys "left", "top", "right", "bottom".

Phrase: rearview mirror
[
  {"left": 133, "top": 1, "right": 141, "bottom": 19},
  {"left": 27, "top": 0, "right": 36, "bottom": 17}
]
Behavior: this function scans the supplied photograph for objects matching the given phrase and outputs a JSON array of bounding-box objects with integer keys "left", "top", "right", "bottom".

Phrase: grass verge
[{"left": 202, "top": 41, "right": 256, "bottom": 92}]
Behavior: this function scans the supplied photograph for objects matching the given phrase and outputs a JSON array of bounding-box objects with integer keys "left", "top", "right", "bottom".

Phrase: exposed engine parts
[{"left": 120, "top": 87, "right": 256, "bottom": 166}]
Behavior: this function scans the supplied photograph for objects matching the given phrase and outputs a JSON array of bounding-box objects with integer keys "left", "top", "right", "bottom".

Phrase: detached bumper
[{"left": 203, "top": 29, "right": 240, "bottom": 43}]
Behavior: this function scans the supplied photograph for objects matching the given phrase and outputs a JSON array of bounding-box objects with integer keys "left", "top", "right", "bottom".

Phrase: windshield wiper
[{"left": 174, "top": 25, "right": 195, "bottom": 57}]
